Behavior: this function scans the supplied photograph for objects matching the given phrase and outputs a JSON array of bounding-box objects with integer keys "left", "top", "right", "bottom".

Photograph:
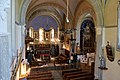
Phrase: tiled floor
[
  {"left": 47, "top": 63, "right": 63, "bottom": 80},
  {"left": 51, "top": 70, "right": 63, "bottom": 80},
  {"left": 30, "top": 63, "right": 64, "bottom": 80},
  {"left": 27, "top": 62, "right": 90, "bottom": 80}
]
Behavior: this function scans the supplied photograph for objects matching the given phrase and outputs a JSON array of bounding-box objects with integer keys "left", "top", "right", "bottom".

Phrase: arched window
[
  {"left": 39, "top": 27, "right": 44, "bottom": 42},
  {"left": 29, "top": 27, "right": 34, "bottom": 38},
  {"left": 50, "top": 27, "right": 54, "bottom": 42}
]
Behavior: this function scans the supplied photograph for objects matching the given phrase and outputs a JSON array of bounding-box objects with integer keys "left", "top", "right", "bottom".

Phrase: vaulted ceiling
[{"left": 26, "top": 0, "right": 96, "bottom": 28}]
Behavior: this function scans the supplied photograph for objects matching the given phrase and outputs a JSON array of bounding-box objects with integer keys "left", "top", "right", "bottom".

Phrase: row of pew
[
  {"left": 62, "top": 68, "right": 94, "bottom": 80},
  {"left": 27, "top": 68, "right": 54, "bottom": 80}
]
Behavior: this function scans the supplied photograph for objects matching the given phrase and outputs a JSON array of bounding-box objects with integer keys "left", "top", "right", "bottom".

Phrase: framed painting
[
  {"left": 45, "top": 32, "right": 50, "bottom": 40},
  {"left": 34, "top": 31, "right": 39, "bottom": 39}
]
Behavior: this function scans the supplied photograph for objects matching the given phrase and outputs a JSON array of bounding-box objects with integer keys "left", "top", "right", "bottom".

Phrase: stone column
[
  {"left": 21, "top": 25, "right": 26, "bottom": 59},
  {"left": 94, "top": 27, "right": 103, "bottom": 80},
  {"left": 95, "top": 25, "right": 106, "bottom": 80},
  {"left": 16, "top": 25, "right": 22, "bottom": 52},
  {"left": 21, "top": 25, "right": 26, "bottom": 48},
  {"left": 0, "top": 0, "right": 11, "bottom": 79},
  {"left": 0, "top": 34, "right": 10, "bottom": 80},
  {"left": 11, "top": 0, "right": 16, "bottom": 57}
]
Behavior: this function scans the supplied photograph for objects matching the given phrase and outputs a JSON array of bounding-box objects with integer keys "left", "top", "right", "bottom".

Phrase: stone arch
[
  {"left": 75, "top": 0, "right": 103, "bottom": 27},
  {"left": 20, "top": 0, "right": 31, "bottom": 25},
  {"left": 80, "top": 18, "right": 95, "bottom": 53},
  {"left": 75, "top": 0, "right": 104, "bottom": 79},
  {"left": 20, "top": 0, "right": 73, "bottom": 27},
  {"left": 26, "top": 10, "right": 62, "bottom": 29}
]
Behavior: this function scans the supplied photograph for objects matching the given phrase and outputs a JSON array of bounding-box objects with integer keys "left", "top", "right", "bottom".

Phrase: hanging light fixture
[{"left": 66, "top": 0, "right": 69, "bottom": 23}]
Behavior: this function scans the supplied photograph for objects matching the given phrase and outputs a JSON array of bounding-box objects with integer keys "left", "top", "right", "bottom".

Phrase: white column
[
  {"left": 21, "top": 25, "right": 26, "bottom": 59},
  {"left": 94, "top": 26, "right": 102, "bottom": 80},
  {"left": 16, "top": 25, "right": 22, "bottom": 52},
  {"left": 0, "top": 0, "right": 11, "bottom": 79},
  {"left": 76, "top": 26, "right": 80, "bottom": 44},
  {"left": 0, "top": 0, "right": 10, "bottom": 33},
  {"left": 11, "top": 0, "right": 16, "bottom": 56},
  {"left": 21, "top": 25, "right": 26, "bottom": 47}
]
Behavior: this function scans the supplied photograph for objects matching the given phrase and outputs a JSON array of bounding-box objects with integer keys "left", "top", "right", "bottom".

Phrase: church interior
[{"left": 0, "top": 0, "right": 120, "bottom": 80}]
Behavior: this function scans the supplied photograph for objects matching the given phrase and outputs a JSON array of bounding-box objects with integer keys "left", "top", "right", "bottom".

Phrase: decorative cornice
[{"left": 104, "top": 25, "right": 117, "bottom": 28}]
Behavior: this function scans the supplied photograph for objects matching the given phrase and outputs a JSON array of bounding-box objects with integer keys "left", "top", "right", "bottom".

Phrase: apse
[{"left": 28, "top": 15, "right": 58, "bottom": 31}]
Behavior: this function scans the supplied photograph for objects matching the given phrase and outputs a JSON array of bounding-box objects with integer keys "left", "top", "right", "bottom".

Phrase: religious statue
[
  {"left": 76, "top": 43, "right": 80, "bottom": 54},
  {"left": 100, "top": 56, "right": 106, "bottom": 68}
]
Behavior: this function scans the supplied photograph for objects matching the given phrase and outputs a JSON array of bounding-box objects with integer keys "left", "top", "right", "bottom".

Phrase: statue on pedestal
[{"left": 100, "top": 56, "right": 106, "bottom": 68}]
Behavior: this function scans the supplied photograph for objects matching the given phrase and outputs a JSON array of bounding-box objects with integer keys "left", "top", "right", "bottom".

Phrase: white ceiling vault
[{"left": 25, "top": 0, "right": 102, "bottom": 28}]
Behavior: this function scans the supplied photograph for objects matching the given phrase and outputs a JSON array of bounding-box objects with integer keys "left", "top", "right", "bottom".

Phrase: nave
[
  {"left": 19, "top": 59, "right": 94, "bottom": 80},
  {"left": 1, "top": 0, "right": 120, "bottom": 80}
]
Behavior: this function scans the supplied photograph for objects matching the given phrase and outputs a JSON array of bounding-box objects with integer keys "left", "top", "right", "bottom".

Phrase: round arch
[{"left": 20, "top": 0, "right": 73, "bottom": 27}]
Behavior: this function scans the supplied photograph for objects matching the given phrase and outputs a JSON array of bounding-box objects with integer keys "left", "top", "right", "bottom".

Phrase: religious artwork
[
  {"left": 76, "top": 43, "right": 80, "bottom": 54},
  {"left": 33, "top": 31, "right": 39, "bottom": 42},
  {"left": 34, "top": 31, "right": 39, "bottom": 39},
  {"left": 83, "top": 36, "right": 91, "bottom": 47},
  {"left": 99, "top": 56, "right": 106, "bottom": 68},
  {"left": 80, "top": 20, "right": 95, "bottom": 54},
  {"left": 106, "top": 41, "right": 114, "bottom": 62},
  {"left": 45, "top": 32, "right": 50, "bottom": 40},
  {"left": 59, "top": 33, "right": 64, "bottom": 43}
]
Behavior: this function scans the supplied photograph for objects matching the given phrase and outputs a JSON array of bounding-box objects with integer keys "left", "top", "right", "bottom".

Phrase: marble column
[
  {"left": 16, "top": 25, "right": 22, "bottom": 51},
  {"left": 0, "top": 34, "right": 10, "bottom": 80},
  {"left": 0, "top": 0, "right": 11, "bottom": 79},
  {"left": 11, "top": 0, "right": 16, "bottom": 57}
]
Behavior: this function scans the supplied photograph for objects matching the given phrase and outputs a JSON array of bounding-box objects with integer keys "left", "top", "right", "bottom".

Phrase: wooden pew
[
  {"left": 63, "top": 71, "right": 87, "bottom": 80},
  {"left": 27, "top": 74, "right": 52, "bottom": 79},
  {"left": 27, "top": 70, "right": 53, "bottom": 80},
  {"left": 29, "top": 71, "right": 51, "bottom": 75},
  {"left": 70, "top": 75, "right": 94, "bottom": 80},
  {"left": 62, "top": 68, "right": 82, "bottom": 76},
  {"left": 31, "top": 61, "right": 46, "bottom": 66},
  {"left": 27, "top": 77, "right": 54, "bottom": 80},
  {"left": 65, "top": 73, "right": 92, "bottom": 80}
]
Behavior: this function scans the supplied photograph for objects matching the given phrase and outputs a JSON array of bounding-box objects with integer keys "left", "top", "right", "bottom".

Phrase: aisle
[
  {"left": 47, "top": 63, "right": 63, "bottom": 80},
  {"left": 51, "top": 70, "right": 63, "bottom": 80}
]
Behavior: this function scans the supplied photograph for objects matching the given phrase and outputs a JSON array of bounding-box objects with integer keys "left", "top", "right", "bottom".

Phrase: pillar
[
  {"left": 94, "top": 26, "right": 103, "bottom": 80},
  {"left": 0, "top": 0, "right": 11, "bottom": 79},
  {"left": 94, "top": 25, "right": 106, "bottom": 80}
]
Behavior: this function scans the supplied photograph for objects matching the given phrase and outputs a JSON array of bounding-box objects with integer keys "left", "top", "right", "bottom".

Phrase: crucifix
[{"left": 69, "top": 34, "right": 76, "bottom": 53}]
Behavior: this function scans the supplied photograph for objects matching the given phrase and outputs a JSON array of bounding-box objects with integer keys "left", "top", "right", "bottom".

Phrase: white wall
[{"left": 102, "top": 27, "right": 120, "bottom": 80}]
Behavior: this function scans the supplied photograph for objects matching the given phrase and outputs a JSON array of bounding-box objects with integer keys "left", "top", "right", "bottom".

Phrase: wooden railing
[{"left": 11, "top": 50, "right": 23, "bottom": 80}]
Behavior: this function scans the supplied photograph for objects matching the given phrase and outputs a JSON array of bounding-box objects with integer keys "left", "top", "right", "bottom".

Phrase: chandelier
[{"left": 66, "top": 0, "right": 69, "bottom": 23}]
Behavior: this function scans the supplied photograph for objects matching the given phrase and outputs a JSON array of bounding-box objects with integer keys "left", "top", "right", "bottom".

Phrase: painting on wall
[
  {"left": 45, "top": 32, "right": 50, "bottom": 41},
  {"left": 34, "top": 31, "right": 39, "bottom": 39},
  {"left": 106, "top": 41, "right": 114, "bottom": 62}
]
